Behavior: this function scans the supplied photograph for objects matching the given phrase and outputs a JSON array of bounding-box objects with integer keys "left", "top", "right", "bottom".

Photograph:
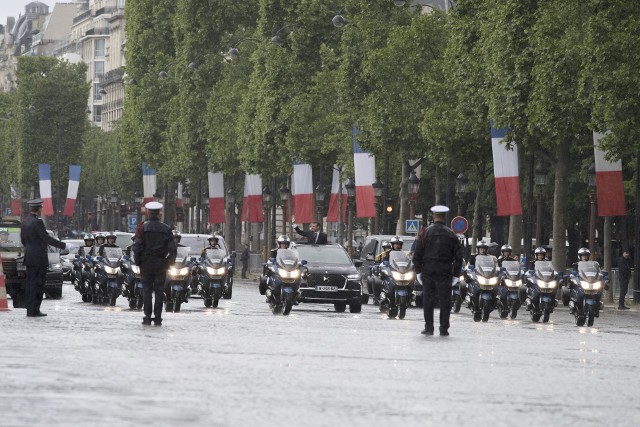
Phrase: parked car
[
  {"left": 356, "top": 235, "right": 417, "bottom": 304},
  {"left": 61, "top": 239, "right": 84, "bottom": 282},
  {"left": 45, "top": 230, "right": 69, "bottom": 299},
  {"left": 295, "top": 243, "right": 363, "bottom": 313}
]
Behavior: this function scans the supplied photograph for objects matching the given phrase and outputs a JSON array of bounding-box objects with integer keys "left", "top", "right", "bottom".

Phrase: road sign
[
  {"left": 405, "top": 219, "right": 420, "bottom": 234},
  {"left": 127, "top": 215, "right": 138, "bottom": 232},
  {"left": 4, "top": 208, "right": 11, "bottom": 216},
  {"left": 451, "top": 216, "right": 468, "bottom": 234}
]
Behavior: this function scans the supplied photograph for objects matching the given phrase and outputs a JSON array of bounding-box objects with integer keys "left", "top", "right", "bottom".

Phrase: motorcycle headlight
[
  {"left": 104, "top": 266, "right": 119, "bottom": 275},
  {"left": 131, "top": 265, "right": 140, "bottom": 274},
  {"left": 391, "top": 271, "right": 415, "bottom": 281},
  {"left": 477, "top": 276, "right": 499, "bottom": 286},
  {"left": 279, "top": 269, "right": 300, "bottom": 279},
  {"left": 581, "top": 280, "right": 602, "bottom": 290},
  {"left": 539, "top": 280, "right": 557, "bottom": 289},
  {"left": 504, "top": 279, "right": 522, "bottom": 287},
  {"left": 170, "top": 267, "right": 189, "bottom": 276},
  {"left": 347, "top": 273, "right": 361, "bottom": 280},
  {"left": 206, "top": 266, "right": 226, "bottom": 275}
]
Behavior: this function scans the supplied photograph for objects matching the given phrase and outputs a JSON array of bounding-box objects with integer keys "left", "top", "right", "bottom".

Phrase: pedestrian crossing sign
[{"left": 405, "top": 219, "right": 420, "bottom": 234}]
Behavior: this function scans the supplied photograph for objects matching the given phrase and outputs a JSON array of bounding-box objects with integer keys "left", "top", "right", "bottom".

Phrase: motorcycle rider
[
  {"left": 173, "top": 230, "right": 186, "bottom": 247},
  {"left": 201, "top": 235, "right": 222, "bottom": 257},
  {"left": 374, "top": 241, "right": 392, "bottom": 262},
  {"left": 76, "top": 234, "right": 96, "bottom": 294},
  {"left": 534, "top": 246, "right": 548, "bottom": 262},
  {"left": 468, "top": 240, "right": 490, "bottom": 267},
  {"left": 97, "top": 232, "right": 119, "bottom": 257},
  {"left": 95, "top": 233, "right": 106, "bottom": 248},
  {"left": 379, "top": 236, "right": 407, "bottom": 309},
  {"left": 269, "top": 235, "right": 291, "bottom": 261},
  {"left": 497, "top": 244, "right": 517, "bottom": 267},
  {"left": 79, "top": 234, "right": 96, "bottom": 257}
]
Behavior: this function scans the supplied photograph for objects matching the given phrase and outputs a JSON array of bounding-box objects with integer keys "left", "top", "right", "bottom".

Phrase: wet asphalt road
[{"left": 1, "top": 279, "right": 640, "bottom": 427}]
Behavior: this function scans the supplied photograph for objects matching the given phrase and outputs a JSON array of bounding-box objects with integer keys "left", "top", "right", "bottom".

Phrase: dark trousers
[
  {"left": 241, "top": 261, "right": 248, "bottom": 278},
  {"left": 423, "top": 272, "right": 452, "bottom": 332},
  {"left": 25, "top": 266, "right": 47, "bottom": 315},
  {"left": 141, "top": 269, "right": 166, "bottom": 320},
  {"left": 619, "top": 276, "right": 630, "bottom": 306}
]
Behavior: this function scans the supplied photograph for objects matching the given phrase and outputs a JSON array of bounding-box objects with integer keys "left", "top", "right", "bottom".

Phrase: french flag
[
  {"left": 352, "top": 124, "right": 376, "bottom": 218},
  {"left": 63, "top": 165, "right": 81, "bottom": 217},
  {"left": 326, "top": 165, "right": 347, "bottom": 223},
  {"left": 593, "top": 132, "right": 626, "bottom": 216},
  {"left": 10, "top": 185, "right": 22, "bottom": 216},
  {"left": 491, "top": 123, "right": 522, "bottom": 216},
  {"left": 142, "top": 161, "right": 157, "bottom": 205},
  {"left": 208, "top": 172, "right": 225, "bottom": 224},
  {"left": 291, "top": 162, "right": 315, "bottom": 223},
  {"left": 241, "top": 174, "right": 264, "bottom": 223},
  {"left": 177, "top": 182, "right": 183, "bottom": 208},
  {"left": 38, "top": 164, "right": 54, "bottom": 216}
]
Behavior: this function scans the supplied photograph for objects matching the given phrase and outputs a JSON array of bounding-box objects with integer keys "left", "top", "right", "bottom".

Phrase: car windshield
[
  {"left": 181, "top": 235, "right": 227, "bottom": 256},
  {"left": 0, "top": 227, "right": 23, "bottom": 251},
  {"left": 296, "top": 245, "right": 352, "bottom": 266}
]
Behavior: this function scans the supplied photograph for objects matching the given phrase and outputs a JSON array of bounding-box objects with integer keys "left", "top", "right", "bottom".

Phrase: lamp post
[
  {"left": 226, "top": 187, "right": 236, "bottom": 252},
  {"left": 588, "top": 162, "right": 597, "bottom": 256},
  {"left": 110, "top": 190, "right": 118, "bottom": 231},
  {"left": 372, "top": 177, "right": 384, "bottom": 234},
  {"left": 314, "top": 183, "right": 325, "bottom": 224},
  {"left": 534, "top": 162, "right": 548, "bottom": 250},
  {"left": 345, "top": 178, "right": 356, "bottom": 258},
  {"left": 279, "top": 184, "right": 290, "bottom": 236},
  {"left": 182, "top": 187, "right": 190, "bottom": 233},
  {"left": 203, "top": 191, "right": 210, "bottom": 234},
  {"left": 262, "top": 185, "right": 272, "bottom": 261},
  {"left": 93, "top": 195, "right": 99, "bottom": 230},
  {"left": 407, "top": 171, "right": 420, "bottom": 220},
  {"left": 455, "top": 173, "right": 468, "bottom": 217}
]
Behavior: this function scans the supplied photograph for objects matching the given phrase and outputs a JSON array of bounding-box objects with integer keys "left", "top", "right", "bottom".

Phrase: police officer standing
[
  {"left": 20, "top": 199, "right": 67, "bottom": 317},
  {"left": 413, "top": 205, "right": 463, "bottom": 336},
  {"left": 132, "top": 202, "right": 177, "bottom": 326}
]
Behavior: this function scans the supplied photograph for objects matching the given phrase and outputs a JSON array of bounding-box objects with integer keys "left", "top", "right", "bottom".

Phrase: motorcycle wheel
[
  {"left": 510, "top": 304, "right": 518, "bottom": 320},
  {"left": 204, "top": 298, "right": 212, "bottom": 308},
  {"left": 398, "top": 303, "right": 407, "bottom": 320},
  {"left": 212, "top": 297, "right": 219, "bottom": 308},
  {"left": 473, "top": 311, "right": 482, "bottom": 322},
  {"left": 452, "top": 296, "right": 462, "bottom": 313},
  {"left": 388, "top": 307, "right": 398, "bottom": 318},
  {"left": 166, "top": 300, "right": 174, "bottom": 312},
  {"left": 283, "top": 294, "right": 294, "bottom": 316},
  {"left": 136, "top": 294, "right": 144, "bottom": 309},
  {"left": 334, "top": 302, "right": 347, "bottom": 313},
  {"left": 272, "top": 303, "right": 283, "bottom": 315},
  {"left": 223, "top": 282, "right": 233, "bottom": 299},
  {"left": 109, "top": 289, "right": 117, "bottom": 306},
  {"left": 378, "top": 301, "right": 387, "bottom": 313},
  {"left": 561, "top": 288, "right": 571, "bottom": 306},
  {"left": 174, "top": 299, "right": 182, "bottom": 313},
  {"left": 530, "top": 311, "right": 541, "bottom": 322},
  {"left": 481, "top": 305, "right": 491, "bottom": 322},
  {"left": 92, "top": 292, "right": 99, "bottom": 305},
  {"left": 82, "top": 293, "right": 89, "bottom": 302},
  {"left": 542, "top": 307, "right": 551, "bottom": 323},
  {"left": 587, "top": 305, "right": 595, "bottom": 327},
  {"left": 129, "top": 299, "right": 137, "bottom": 310}
]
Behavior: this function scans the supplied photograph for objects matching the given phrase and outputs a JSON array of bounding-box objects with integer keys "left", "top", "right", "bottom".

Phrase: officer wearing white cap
[
  {"left": 131, "top": 201, "right": 177, "bottom": 326},
  {"left": 412, "top": 205, "right": 463, "bottom": 336},
  {"left": 20, "top": 199, "right": 67, "bottom": 317}
]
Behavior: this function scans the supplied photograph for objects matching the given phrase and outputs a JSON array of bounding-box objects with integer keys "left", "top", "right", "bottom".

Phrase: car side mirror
[
  {"left": 301, "top": 260, "right": 307, "bottom": 265},
  {"left": 354, "top": 260, "right": 363, "bottom": 268},
  {"left": 60, "top": 249, "right": 69, "bottom": 256}
]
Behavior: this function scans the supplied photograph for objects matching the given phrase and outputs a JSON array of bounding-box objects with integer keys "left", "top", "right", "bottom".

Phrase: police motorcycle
[
  {"left": 164, "top": 247, "right": 192, "bottom": 313},
  {"left": 463, "top": 254, "right": 501, "bottom": 322},
  {"left": 497, "top": 260, "right": 524, "bottom": 319},
  {"left": 121, "top": 252, "right": 144, "bottom": 310},
  {"left": 563, "top": 258, "right": 606, "bottom": 327},
  {"left": 261, "top": 246, "right": 304, "bottom": 316},
  {"left": 379, "top": 251, "right": 415, "bottom": 319},
  {"left": 523, "top": 260, "right": 560, "bottom": 323},
  {"left": 93, "top": 247, "right": 124, "bottom": 306},
  {"left": 195, "top": 248, "right": 233, "bottom": 308},
  {"left": 73, "top": 239, "right": 96, "bottom": 303},
  {"left": 451, "top": 266, "right": 466, "bottom": 313}
]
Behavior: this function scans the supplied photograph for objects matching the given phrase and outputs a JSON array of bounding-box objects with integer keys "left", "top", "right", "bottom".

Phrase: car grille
[
  {"left": 307, "top": 274, "right": 346, "bottom": 289},
  {"left": 2, "top": 259, "right": 25, "bottom": 278}
]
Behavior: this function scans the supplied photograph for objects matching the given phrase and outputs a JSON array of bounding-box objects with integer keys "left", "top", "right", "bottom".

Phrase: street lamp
[
  {"left": 279, "top": 184, "right": 290, "bottom": 235},
  {"left": 372, "top": 177, "right": 384, "bottom": 234},
  {"left": 314, "top": 183, "right": 325, "bottom": 224},
  {"left": 588, "top": 162, "right": 597, "bottom": 256},
  {"left": 182, "top": 187, "right": 191, "bottom": 233},
  {"left": 345, "top": 178, "right": 356, "bottom": 258},
  {"left": 407, "top": 171, "right": 420, "bottom": 220},
  {"left": 262, "top": 185, "right": 272, "bottom": 261},
  {"left": 534, "top": 161, "right": 548, "bottom": 250},
  {"left": 455, "top": 173, "right": 468, "bottom": 217},
  {"left": 226, "top": 187, "right": 236, "bottom": 252},
  {"left": 110, "top": 190, "right": 118, "bottom": 231}
]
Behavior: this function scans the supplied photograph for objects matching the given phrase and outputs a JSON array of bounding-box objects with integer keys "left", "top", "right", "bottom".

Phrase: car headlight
[
  {"left": 391, "top": 271, "right": 415, "bottom": 281},
  {"left": 347, "top": 273, "right": 360, "bottom": 280},
  {"left": 539, "top": 280, "right": 557, "bottom": 289},
  {"left": 477, "top": 276, "right": 499, "bottom": 286},
  {"left": 104, "top": 266, "right": 119, "bottom": 275},
  {"left": 504, "top": 279, "right": 522, "bottom": 287},
  {"left": 279, "top": 269, "right": 300, "bottom": 279},
  {"left": 131, "top": 265, "right": 140, "bottom": 274},
  {"left": 581, "top": 280, "right": 602, "bottom": 290},
  {"left": 48, "top": 263, "right": 61, "bottom": 271},
  {"left": 169, "top": 267, "right": 189, "bottom": 276},
  {"left": 206, "top": 266, "right": 226, "bottom": 275}
]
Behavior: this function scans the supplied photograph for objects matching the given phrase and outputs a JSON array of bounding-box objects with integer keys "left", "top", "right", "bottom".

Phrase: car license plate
[{"left": 316, "top": 286, "right": 338, "bottom": 291}]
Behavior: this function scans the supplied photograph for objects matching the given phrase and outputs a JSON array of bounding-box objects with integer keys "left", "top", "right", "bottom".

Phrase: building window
[
  {"left": 95, "top": 39, "right": 105, "bottom": 57},
  {"left": 93, "top": 105, "right": 102, "bottom": 123},
  {"left": 94, "top": 61, "right": 104, "bottom": 80},
  {"left": 117, "top": 0, "right": 126, "bottom": 9},
  {"left": 93, "top": 83, "right": 102, "bottom": 101}
]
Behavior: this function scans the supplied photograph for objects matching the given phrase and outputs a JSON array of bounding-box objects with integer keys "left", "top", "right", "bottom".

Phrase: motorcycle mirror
[
  {"left": 190, "top": 257, "right": 197, "bottom": 263},
  {"left": 301, "top": 260, "right": 307, "bottom": 265}
]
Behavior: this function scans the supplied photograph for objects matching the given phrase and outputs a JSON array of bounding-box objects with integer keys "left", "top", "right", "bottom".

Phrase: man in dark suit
[
  {"left": 20, "top": 199, "right": 67, "bottom": 317},
  {"left": 293, "top": 218, "right": 328, "bottom": 244}
]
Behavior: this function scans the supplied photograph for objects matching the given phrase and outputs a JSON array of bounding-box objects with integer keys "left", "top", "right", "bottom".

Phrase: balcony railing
[
  {"left": 73, "top": 9, "right": 92, "bottom": 24},
  {"left": 85, "top": 27, "right": 111, "bottom": 37}
]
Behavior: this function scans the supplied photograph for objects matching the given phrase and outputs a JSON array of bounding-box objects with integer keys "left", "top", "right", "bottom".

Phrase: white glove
[
  {"left": 416, "top": 273, "right": 423, "bottom": 285},
  {"left": 66, "top": 243, "right": 76, "bottom": 252},
  {"left": 451, "top": 277, "right": 459, "bottom": 286}
]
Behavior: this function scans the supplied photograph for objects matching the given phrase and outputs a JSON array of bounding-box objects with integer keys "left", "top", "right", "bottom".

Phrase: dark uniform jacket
[
  {"left": 294, "top": 226, "right": 328, "bottom": 244},
  {"left": 412, "top": 221, "right": 463, "bottom": 276},
  {"left": 497, "top": 255, "right": 517, "bottom": 268},
  {"left": 98, "top": 243, "right": 119, "bottom": 257},
  {"left": 201, "top": 244, "right": 222, "bottom": 257},
  {"left": 20, "top": 213, "right": 66, "bottom": 266},
  {"left": 618, "top": 256, "right": 632, "bottom": 280},
  {"left": 131, "top": 217, "right": 177, "bottom": 270}
]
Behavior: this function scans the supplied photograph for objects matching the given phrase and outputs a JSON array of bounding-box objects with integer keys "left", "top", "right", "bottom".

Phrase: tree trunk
[
  {"left": 471, "top": 171, "right": 485, "bottom": 254},
  {"left": 552, "top": 139, "right": 571, "bottom": 272},
  {"left": 396, "top": 161, "right": 408, "bottom": 235},
  {"left": 604, "top": 216, "right": 613, "bottom": 302},
  {"left": 509, "top": 215, "right": 522, "bottom": 258}
]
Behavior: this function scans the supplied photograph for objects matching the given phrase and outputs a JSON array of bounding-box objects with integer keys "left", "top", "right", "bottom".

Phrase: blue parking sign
[{"left": 128, "top": 215, "right": 138, "bottom": 232}]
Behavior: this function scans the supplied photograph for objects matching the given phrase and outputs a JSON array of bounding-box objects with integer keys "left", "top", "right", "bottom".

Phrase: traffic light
[
  {"left": 119, "top": 203, "right": 127, "bottom": 218},
  {"left": 384, "top": 198, "right": 394, "bottom": 218}
]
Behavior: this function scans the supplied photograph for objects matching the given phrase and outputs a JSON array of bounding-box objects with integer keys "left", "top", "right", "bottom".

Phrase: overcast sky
[{"left": 0, "top": 0, "right": 51, "bottom": 31}]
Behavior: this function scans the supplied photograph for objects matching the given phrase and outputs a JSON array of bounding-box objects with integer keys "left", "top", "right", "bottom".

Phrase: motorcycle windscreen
[
  {"left": 205, "top": 248, "right": 226, "bottom": 268},
  {"left": 578, "top": 261, "right": 600, "bottom": 282},
  {"left": 534, "top": 260, "right": 555, "bottom": 281},
  {"left": 174, "top": 247, "right": 190, "bottom": 266},
  {"left": 502, "top": 260, "right": 522, "bottom": 280},
  {"left": 276, "top": 248, "right": 299, "bottom": 271},
  {"left": 475, "top": 255, "right": 498, "bottom": 278},
  {"left": 389, "top": 251, "right": 412, "bottom": 274},
  {"left": 102, "top": 247, "right": 123, "bottom": 267},
  {"left": 79, "top": 246, "right": 93, "bottom": 257}
]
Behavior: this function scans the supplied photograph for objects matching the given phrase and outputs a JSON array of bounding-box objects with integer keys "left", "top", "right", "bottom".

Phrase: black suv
[{"left": 295, "top": 243, "right": 363, "bottom": 313}]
